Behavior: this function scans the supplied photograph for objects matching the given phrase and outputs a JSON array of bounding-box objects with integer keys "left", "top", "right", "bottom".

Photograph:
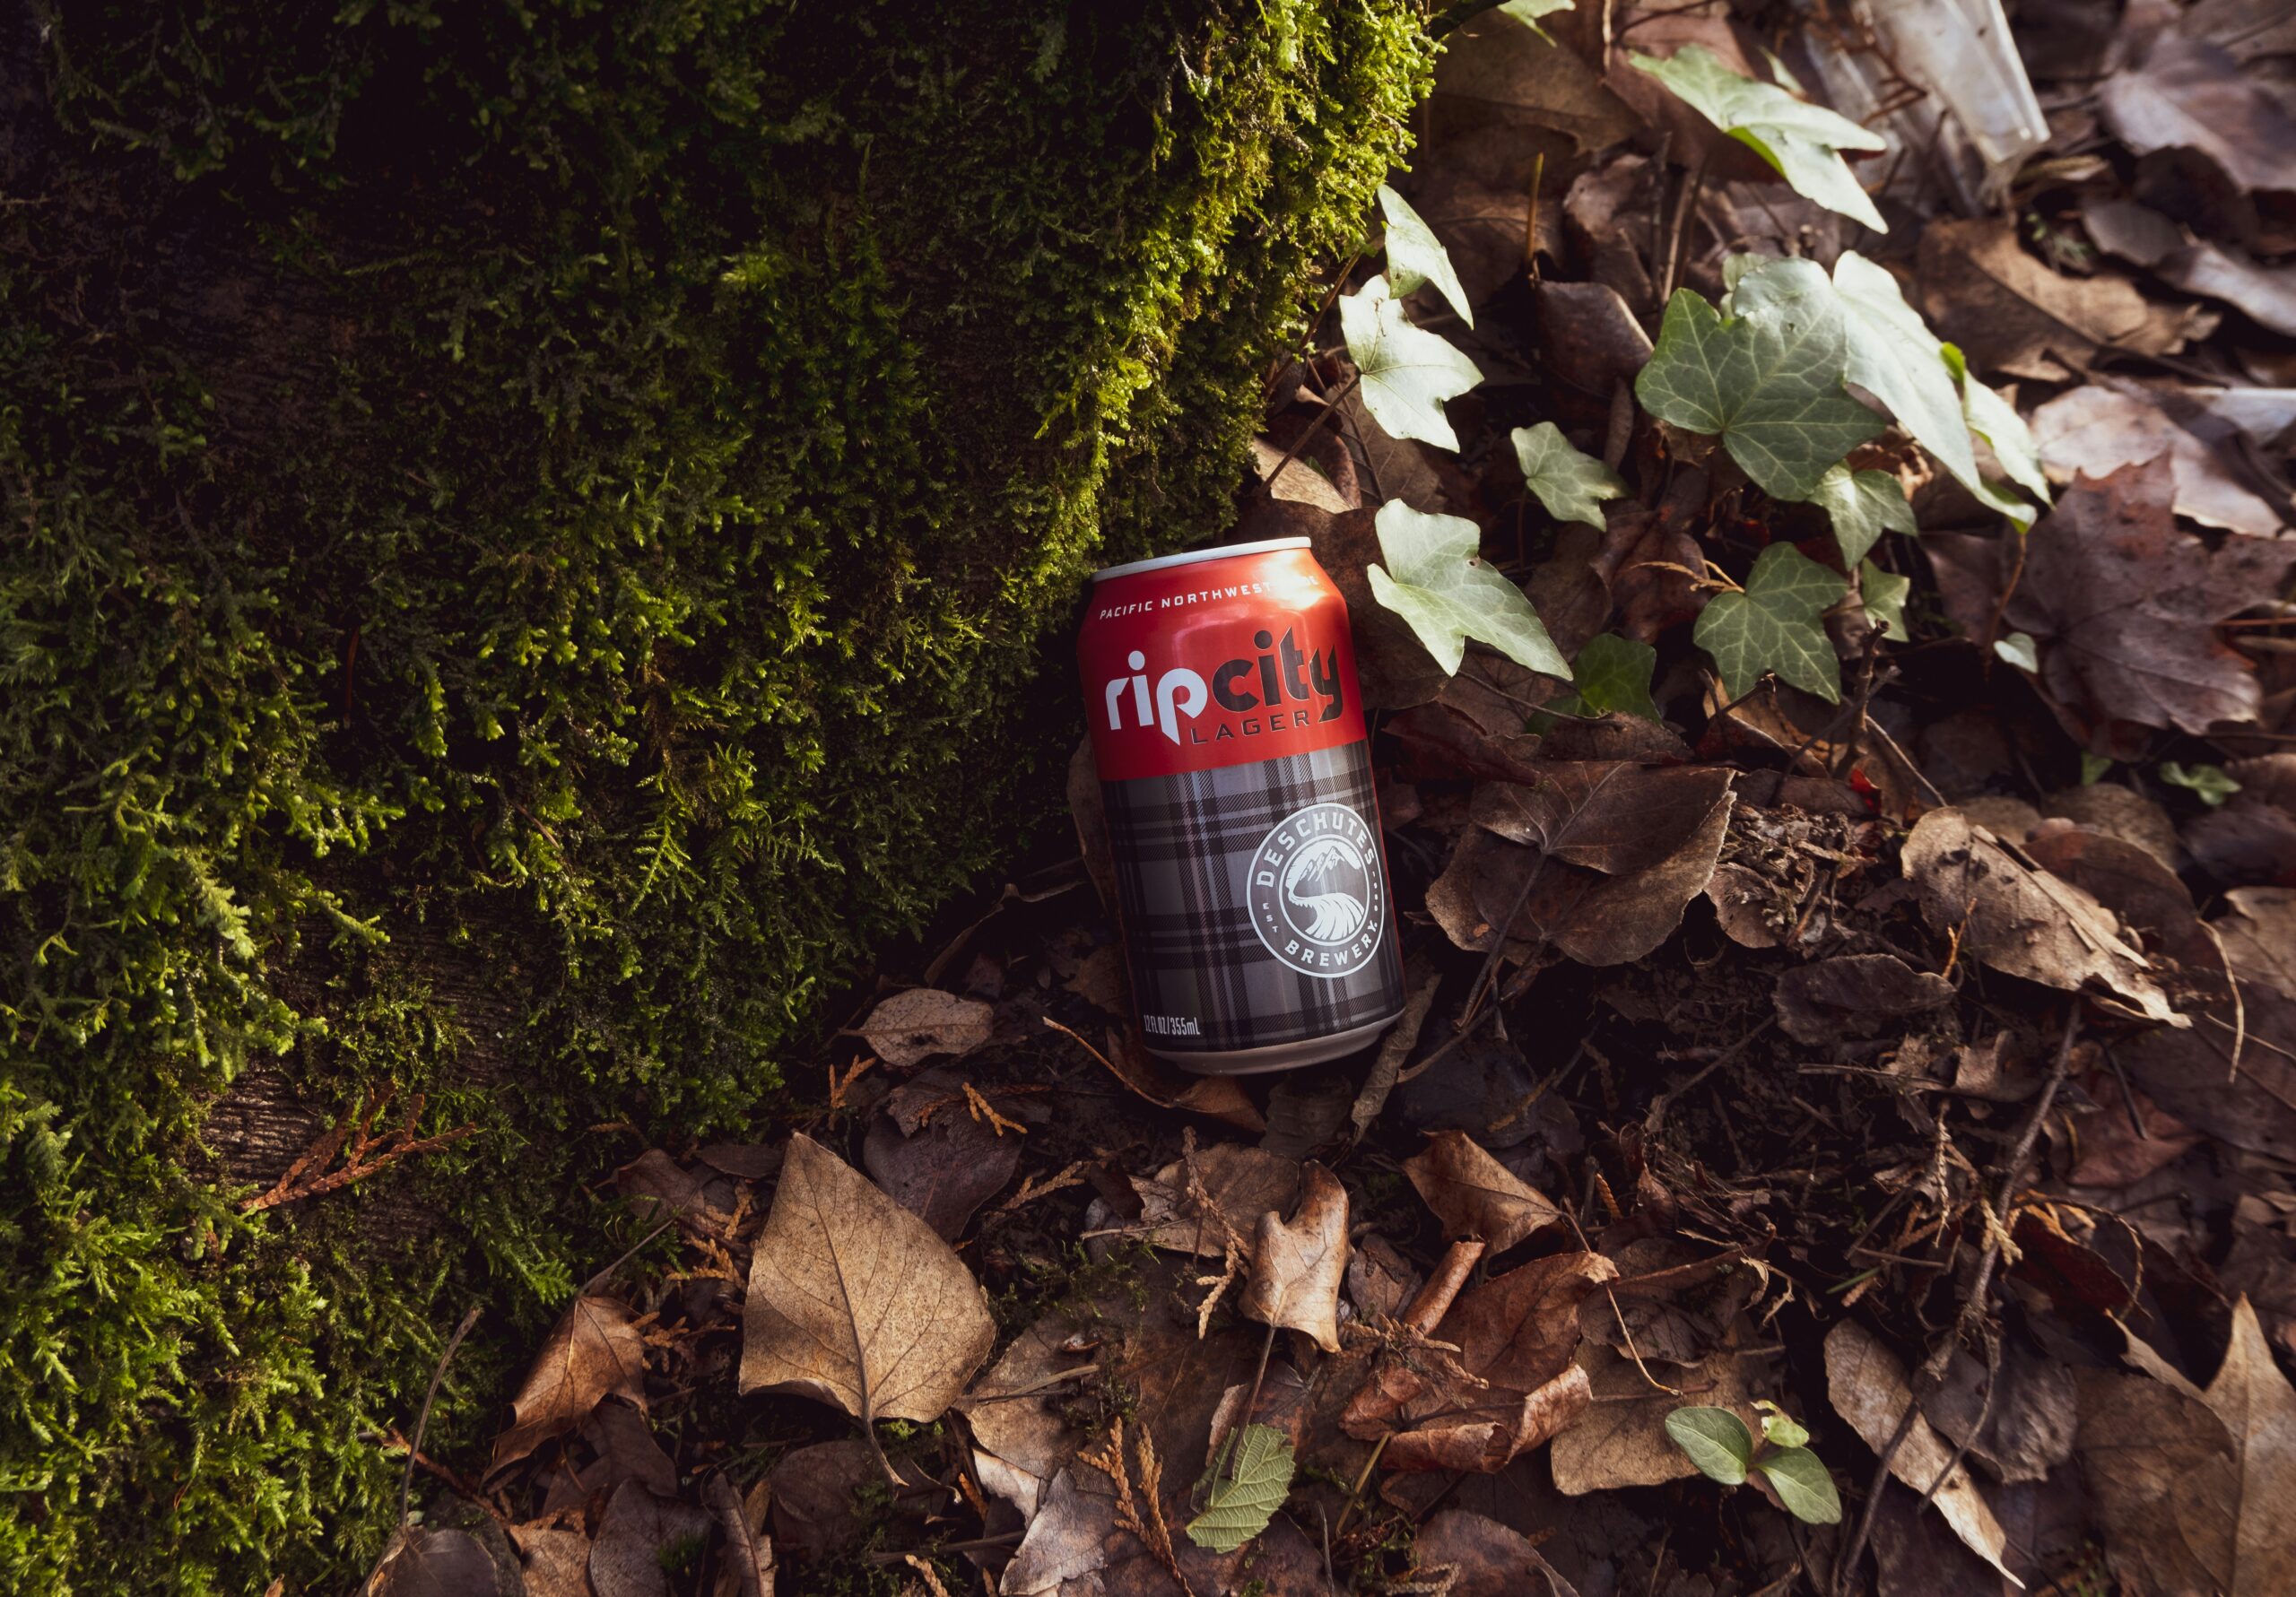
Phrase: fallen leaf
[
  {"left": 958, "top": 1311, "right": 1096, "bottom": 1513},
  {"left": 1000, "top": 1467, "right": 1109, "bottom": 1596},
  {"left": 1403, "top": 1130, "right": 1563, "bottom": 1254},
  {"left": 1239, "top": 1162, "right": 1350, "bottom": 1353},
  {"left": 2186, "top": 756, "right": 2296, "bottom": 889},
  {"left": 1512, "top": 422, "right": 1628, "bottom": 531},
  {"left": 1129, "top": 1142, "right": 1300, "bottom": 1258},
  {"left": 1695, "top": 542, "right": 1849, "bottom": 704},
  {"left": 704, "top": 1474, "right": 774, "bottom": 1597},
  {"left": 1900, "top": 808, "right": 2176, "bottom": 1021},
  {"left": 491, "top": 1296, "right": 649, "bottom": 1476},
  {"left": 1825, "top": 1321, "right": 2018, "bottom": 1583},
  {"left": 2198, "top": 1298, "right": 2296, "bottom": 1589},
  {"left": 858, "top": 990, "right": 994, "bottom": 1070},
  {"left": 1772, "top": 954, "right": 1953, "bottom": 1044},
  {"left": 1552, "top": 1344, "right": 1752, "bottom": 1494},
  {"left": 862, "top": 1075, "right": 1022, "bottom": 1240},
  {"left": 588, "top": 1481, "right": 711, "bottom": 1597},
  {"left": 1588, "top": 497, "right": 1705, "bottom": 643},
  {"left": 1431, "top": 765, "right": 1736, "bottom": 968},
  {"left": 1368, "top": 500, "right": 1570, "bottom": 679},
  {"left": 2100, "top": 30, "right": 2296, "bottom": 195},
  {"left": 1923, "top": 1341, "right": 2077, "bottom": 1487},
  {"left": 1385, "top": 1363, "right": 1593, "bottom": 1473},
  {"left": 1343, "top": 275, "right": 1483, "bottom": 451},
  {"left": 2065, "top": 1067, "right": 2204, "bottom": 1188},
  {"left": 2083, "top": 196, "right": 2296, "bottom": 340},
  {"left": 2117, "top": 976, "right": 2296, "bottom": 1162},
  {"left": 1432, "top": 9, "right": 1644, "bottom": 158},
  {"left": 1637, "top": 260, "right": 1884, "bottom": 500},
  {"left": 582, "top": 1397, "right": 677, "bottom": 1499},
  {"left": 766, "top": 1440, "right": 923, "bottom": 1562},
  {"left": 739, "top": 1133, "right": 996, "bottom": 1427},
  {"left": 509, "top": 1525, "right": 592, "bottom": 1597},
  {"left": 1412, "top": 1508, "right": 1581, "bottom": 1597},
  {"left": 2217, "top": 888, "right": 2296, "bottom": 997},
  {"left": 2031, "top": 384, "right": 2286, "bottom": 536},
  {"left": 364, "top": 1528, "right": 507, "bottom": 1597},
  {"left": 1249, "top": 438, "right": 1354, "bottom": 516},
  {"left": 1048, "top": 1020, "right": 1262, "bottom": 1133},
  {"left": 1535, "top": 281, "right": 1652, "bottom": 397},
  {"left": 1918, "top": 217, "right": 2205, "bottom": 381},
  {"left": 2076, "top": 1360, "right": 2238, "bottom": 1595},
  {"left": 1347, "top": 1232, "right": 1424, "bottom": 1324},
  {"left": 1184, "top": 1422, "right": 1296, "bottom": 1552}
]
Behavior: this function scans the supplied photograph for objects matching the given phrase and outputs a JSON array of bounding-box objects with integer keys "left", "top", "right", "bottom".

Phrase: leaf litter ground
[{"left": 354, "top": 4, "right": 2296, "bottom": 1594}]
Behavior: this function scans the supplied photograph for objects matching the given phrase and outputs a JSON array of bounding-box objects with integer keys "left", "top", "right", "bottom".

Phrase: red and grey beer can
[{"left": 1078, "top": 536, "right": 1406, "bottom": 1072}]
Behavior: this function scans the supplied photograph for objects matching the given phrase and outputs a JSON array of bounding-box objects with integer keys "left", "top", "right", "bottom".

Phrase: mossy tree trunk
[{"left": 0, "top": 0, "right": 1429, "bottom": 1587}]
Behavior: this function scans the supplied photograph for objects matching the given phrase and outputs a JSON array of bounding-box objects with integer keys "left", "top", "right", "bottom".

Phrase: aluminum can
[{"left": 1078, "top": 535, "right": 1406, "bottom": 1072}]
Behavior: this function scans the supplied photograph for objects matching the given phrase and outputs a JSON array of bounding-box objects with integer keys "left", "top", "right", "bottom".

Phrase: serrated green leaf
[
  {"left": 1511, "top": 421, "right": 1628, "bottom": 530},
  {"left": 1498, "top": 0, "right": 1575, "bottom": 39},
  {"left": 2161, "top": 761, "right": 2242, "bottom": 806},
  {"left": 1858, "top": 559, "right": 1910, "bottom": 642},
  {"left": 1665, "top": 1407, "right": 1755, "bottom": 1485},
  {"left": 1753, "top": 1401, "right": 1811, "bottom": 1450},
  {"left": 1184, "top": 1423, "right": 1294, "bottom": 1553},
  {"left": 1808, "top": 464, "right": 1915, "bottom": 568},
  {"left": 1341, "top": 274, "right": 1483, "bottom": 451},
  {"left": 1379, "top": 186, "right": 1474, "bottom": 328},
  {"left": 1996, "top": 630, "right": 2039, "bottom": 673},
  {"left": 1636, "top": 265, "right": 1883, "bottom": 500},
  {"left": 1627, "top": 46, "right": 1887, "bottom": 230},
  {"left": 1567, "top": 633, "right": 1660, "bottom": 721},
  {"left": 1695, "top": 543, "right": 1847, "bottom": 703},
  {"left": 1944, "top": 343, "right": 2050, "bottom": 508},
  {"left": 1368, "top": 500, "right": 1571, "bottom": 679},
  {"left": 1753, "top": 1446, "right": 1842, "bottom": 1524}
]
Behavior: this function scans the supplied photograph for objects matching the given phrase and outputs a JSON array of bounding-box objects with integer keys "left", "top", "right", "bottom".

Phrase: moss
[{"left": 0, "top": 0, "right": 1431, "bottom": 1588}]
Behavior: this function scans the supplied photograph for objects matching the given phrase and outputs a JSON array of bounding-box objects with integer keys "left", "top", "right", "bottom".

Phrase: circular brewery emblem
[{"left": 1248, "top": 801, "right": 1387, "bottom": 979}]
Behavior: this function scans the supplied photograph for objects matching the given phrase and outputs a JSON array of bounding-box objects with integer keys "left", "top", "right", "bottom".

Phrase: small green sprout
[{"left": 1665, "top": 1403, "right": 1843, "bottom": 1524}]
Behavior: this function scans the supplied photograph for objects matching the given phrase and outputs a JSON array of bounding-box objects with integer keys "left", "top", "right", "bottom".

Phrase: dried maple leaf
[
  {"left": 1239, "top": 1162, "right": 1350, "bottom": 1353},
  {"left": 1403, "top": 1131, "right": 1563, "bottom": 1254},
  {"left": 490, "top": 1296, "right": 649, "bottom": 1476},
  {"left": 738, "top": 1133, "right": 996, "bottom": 1428},
  {"left": 1926, "top": 460, "right": 2296, "bottom": 754}
]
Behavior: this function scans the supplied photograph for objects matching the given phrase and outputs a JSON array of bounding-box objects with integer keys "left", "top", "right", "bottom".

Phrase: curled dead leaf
[
  {"left": 490, "top": 1296, "right": 649, "bottom": 1477},
  {"left": 1403, "top": 1130, "right": 1563, "bottom": 1254},
  {"left": 1239, "top": 1162, "right": 1350, "bottom": 1353}
]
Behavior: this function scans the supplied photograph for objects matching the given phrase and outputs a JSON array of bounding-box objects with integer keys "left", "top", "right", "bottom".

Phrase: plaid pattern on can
[{"left": 1102, "top": 739, "right": 1405, "bottom": 1057}]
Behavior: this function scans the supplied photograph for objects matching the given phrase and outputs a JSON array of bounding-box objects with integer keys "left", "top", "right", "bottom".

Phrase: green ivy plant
[{"left": 1665, "top": 1402, "right": 1843, "bottom": 1525}]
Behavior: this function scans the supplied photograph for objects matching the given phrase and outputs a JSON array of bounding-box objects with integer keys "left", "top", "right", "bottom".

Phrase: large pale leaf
[
  {"left": 1184, "top": 1424, "right": 1295, "bottom": 1553},
  {"left": 1693, "top": 542, "right": 1847, "bottom": 703},
  {"left": 1946, "top": 342, "right": 2050, "bottom": 505},
  {"left": 1511, "top": 421, "right": 1628, "bottom": 530},
  {"left": 1368, "top": 499, "right": 1570, "bottom": 678},
  {"left": 1807, "top": 462, "right": 1914, "bottom": 568},
  {"left": 1239, "top": 1162, "right": 1349, "bottom": 1353},
  {"left": 1379, "top": 186, "right": 1473, "bottom": 327},
  {"left": 1637, "top": 265, "right": 1883, "bottom": 499},
  {"left": 740, "top": 1133, "right": 996, "bottom": 1426},
  {"left": 1628, "top": 46, "right": 1886, "bottom": 230},
  {"left": 1340, "top": 274, "right": 1483, "bottom": 450}
]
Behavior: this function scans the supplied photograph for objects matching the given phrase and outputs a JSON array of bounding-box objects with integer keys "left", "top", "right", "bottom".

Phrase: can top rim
[{"left": 1089, "top": 536, "right": 1313, "bottom": 584}]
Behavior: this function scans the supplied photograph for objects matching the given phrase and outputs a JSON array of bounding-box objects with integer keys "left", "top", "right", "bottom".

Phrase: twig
[
  {"left": 1830, "top": 1010, "right": 2080, "bottom": 1596},
  {"left": 241, "top": 1087, "right": 480, "bottom": 1214},
  {"left": 400, "top": 1306, "right": 483, "bottom": 1527}
]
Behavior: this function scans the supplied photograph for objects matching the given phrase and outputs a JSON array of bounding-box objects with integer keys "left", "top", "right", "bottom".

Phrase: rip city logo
[
  {"left": 1101, "top": 628, "right": 1346, "bottom": 746},
  {"left": 1248, "top": 802, "right": 1385, "bottom": 978}
]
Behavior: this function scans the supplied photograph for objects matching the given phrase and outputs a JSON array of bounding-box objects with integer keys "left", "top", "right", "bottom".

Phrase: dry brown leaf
[
  {"left": 1412, "top": 1508, "right": 1581, "bottom": 1597},
  {"left": 1431, "top": 8, "right": 1642, "bottom": 157},
  {"left": 1239, "top": 1161, "right": 1350, "bottom": 1353},
  {"left": 1402, "top": 1130, "right": 1563, "bottom": 1254},
  {"left": 857, "top": 989, "right": 994, "bottom": 1070},
  {"left": 2083, "top": 197, "right": 2296, "bottom": 341},
  {"left": 2202, "top": 1298, "right": 2296, "bottom": 1590},
  {"left": 1128, "top": 1143, "right": 1300, "bottom": 1258},
  {"left": 2186, "top": 754, "right": 2296, "bottom": 889},
  {"left": 2100, "top": 31, "right": 2296, "bottom": 195},
  {"left": 1825, "top": 1322, "right": 2017, "bottom": 1583},
  {"left": 2217, "top": 888, "right": 2296, "bottom": 999},
  {"left": 705, "top": 1474, "right": 775, "bottom": 1597},
  {"left": 957, "top": 1312, "right": 1096, "bottom": 1511},
  {"left": 2031, "top": 384, "right": 2286, "bottom": 536},
  {"left": 739, "top": 1133, "right": 996, "bottom": 1427},
  {"left": 490, "top": 1295, "right": 648, "bottom": 1476},
  {"left": 2075, "top": 1365, "right": 2239, "bottom": 1593},
  {"left": 589, "top": 1481, "right": 712, "bottom": 1597},
  {"left": 1900, "top": 808, "right": 2176, "bottom": 1022},
  {"left": 1918, "top": 217, "right": 2207, "bottom": 381},
  {"left": 862, "top": 1078, "right": 1022, "bottom": 1241},
  {"left": 509, "top": 1524, "right": 592, "bottom": 1597},
  {"left": 1000, "top": 1467, "right": 1110, "bottom": 1596},
  {"left": 1249, "top": 437, "right": 1355, "bottom": 516},
  {"left": 1384, "top": 1361, "right": 1592, "bottom": 1473},
  {"left": 364, "top": 1528, "right": 508, "bottom": 1597},
  {"left": 1551, "top": 1343, "right": 1752, "bottom": 1495},
  {"left": 1771, "top": 954, "right": 1953, "bottom": 1045}
]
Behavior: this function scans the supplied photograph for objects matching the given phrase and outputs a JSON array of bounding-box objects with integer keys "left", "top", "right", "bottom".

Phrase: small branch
[
  {"left": 398, "top": 1305, "right": 483, "bottom": 1527},
  {"left": 241, "top": 1087, "right": 479, "bottom": 1214}
]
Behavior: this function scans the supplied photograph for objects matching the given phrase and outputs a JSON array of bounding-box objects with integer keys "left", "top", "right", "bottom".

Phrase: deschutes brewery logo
[{"left": 1248, "top": 802, "right": 1387, "bottom": 978}]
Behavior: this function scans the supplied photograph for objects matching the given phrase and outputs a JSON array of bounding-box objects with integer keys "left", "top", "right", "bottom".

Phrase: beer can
[{"left": 1078, "top": 535, "right": 1406, "bottom": 1072}]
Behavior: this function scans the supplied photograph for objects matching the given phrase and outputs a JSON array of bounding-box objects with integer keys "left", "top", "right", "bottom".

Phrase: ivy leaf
[
  {"left": 2161, "top": 761, "right": 2242, "bottom": 805},
  {"left": 1996, "top": 631, "right": 2040, "bottom": 673},
  {"left": 1807, "top": 463, "right": 1915, "bottom": 568},
  {"left": 1944, "top": 343, "right": 2050, "bottom": 507},
  {"left": 1368, "top": 500, "right": 1571, "bottom": 679},
  {"left": 1627, "top": 46, "right": 1887, "bottom": 230},
  {"left": 1552, "top": 633, "right": 1659, "bottom": 722},
  {"left": 1858, "top": 560, "right": 1910, "bottom": 643},
  {"left": 1497, "top": 0, "right": 1575, "bottom": 41},
  {"left": 1694, "top": 543, "right": 1847, "bottom": 703},
  {"left": 1341, "top": 274, "right": 1483, "bottom": 451},
  {"left": 1636, "top": 265, "right": 1883, "bottom": 500},
  {"left": 1379, "top": 185, "right": 1474, "bottom": 328},
  {"left": 1829, "top": 253, "right": 1994, "bottom": 500},
  {"left": 1752, "top": 1446, "right": 1843, "bottom": 1524},
  {"left": 1665, "top": 1407, "right": 1755, "bottom": 1485},
  {"left": 1512, "top": 421, "right": 1628, "bottom": 530},
  {"left": 1184, "top": 1423, "right": 1294, "bottom": 1553}
]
